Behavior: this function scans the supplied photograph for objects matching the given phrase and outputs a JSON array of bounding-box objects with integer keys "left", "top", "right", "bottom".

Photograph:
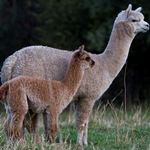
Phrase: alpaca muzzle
[
  {"left": 142, "top": 22, "right": 149, "bottom": 32},
  {"left": 145, "top": 23, "right": 149, "bottom": 31}
]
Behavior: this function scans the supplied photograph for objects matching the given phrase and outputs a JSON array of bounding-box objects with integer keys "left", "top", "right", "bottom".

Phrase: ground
[{"left": 0, "top": 103, "right": 150, "bottom": 150}]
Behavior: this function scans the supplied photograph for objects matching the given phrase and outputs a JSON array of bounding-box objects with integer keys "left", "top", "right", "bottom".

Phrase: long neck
[
  {"left": 62, "top": 59, "right": 84, "bottom": 96},
  {"left": 102, "top": 22, "right": 135, "bottom": 79}
]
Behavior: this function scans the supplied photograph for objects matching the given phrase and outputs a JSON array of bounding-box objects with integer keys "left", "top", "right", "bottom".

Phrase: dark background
[{"left": 0, "top": 0, "right": 150, "bottom": 106}]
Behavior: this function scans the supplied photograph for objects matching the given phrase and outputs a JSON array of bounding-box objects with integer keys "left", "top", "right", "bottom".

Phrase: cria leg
[
  {"left": 6, "top": 112, "right": 26, "bottom": 141},
  {"left": 76, "top": 99, "right": 94, "bottom": 146},
  {"left": 5, "top": 89, "right": 28, "bottom": 141},
  {"left": 43, "top": 109, "right": 58, "bottom": 143}
]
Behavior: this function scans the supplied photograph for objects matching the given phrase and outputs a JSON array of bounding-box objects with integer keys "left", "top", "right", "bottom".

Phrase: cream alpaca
[
  {"left": 1, "top": 4, "right": 149, "bottom": 145},
  {"left": 0, "top": 46, "right": 95, "bottom": 142}
]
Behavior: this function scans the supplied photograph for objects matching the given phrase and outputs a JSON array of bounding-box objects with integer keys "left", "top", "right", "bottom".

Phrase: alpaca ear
[
  {"left": 126, "top": 4, "right": 132, "bottom": 16},
  {"left": 135, "top": 7, "right": 142, "bottom": 12},
  {"left": 79, "top": 45, "right": 85, "bottom": 53}
]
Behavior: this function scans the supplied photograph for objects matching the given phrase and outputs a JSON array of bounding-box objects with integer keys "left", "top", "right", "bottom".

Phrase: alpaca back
[
  {"left": 1, "top": 46, "right": 72, "bottom": 82},
  {"left": 1, "top": 46, "right": 110, "bottom": 101}
]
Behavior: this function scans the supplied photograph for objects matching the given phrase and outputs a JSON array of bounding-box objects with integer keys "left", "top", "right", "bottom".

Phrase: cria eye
[{"left": 85, "top": 57, "right": 90, "bottom": 61}]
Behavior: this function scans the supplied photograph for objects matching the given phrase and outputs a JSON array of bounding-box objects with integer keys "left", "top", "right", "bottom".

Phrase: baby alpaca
[{"left": 0, "top": 45, "right": 95, "bottom": 142}]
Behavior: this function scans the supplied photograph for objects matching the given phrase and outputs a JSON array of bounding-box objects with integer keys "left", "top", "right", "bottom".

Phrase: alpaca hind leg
[
  {"left": 76, "top": 99, "right": 94, "bottom": 146},
  {"left": 4, "top": 104, "right": 11, "bottom": 134},
  {"left": 43, "top": 111, "right": 48, "bottom": 141},
  {"left": 4, "top": 113, "right": 12, "bottom": 137}
]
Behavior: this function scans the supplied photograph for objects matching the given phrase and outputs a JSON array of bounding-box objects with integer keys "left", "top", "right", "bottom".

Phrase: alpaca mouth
[{"left": 142, "top": 27, "right": 149, "bottom": 32}]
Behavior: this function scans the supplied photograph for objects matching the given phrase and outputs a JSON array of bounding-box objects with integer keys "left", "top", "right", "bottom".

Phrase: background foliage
[{"left": 0, "top": 0, "right": 150, "bottom": 105}]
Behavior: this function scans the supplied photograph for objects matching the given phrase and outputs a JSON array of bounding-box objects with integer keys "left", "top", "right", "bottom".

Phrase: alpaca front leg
[
  {"left": 43, "top": 110, "right": 58, "bottom": 143},
  {"left": 76, "top": 99, "right": 94, "bottom": 146},
  {"left": 83, "top": 120, "right": 89, "bottom": 145}
]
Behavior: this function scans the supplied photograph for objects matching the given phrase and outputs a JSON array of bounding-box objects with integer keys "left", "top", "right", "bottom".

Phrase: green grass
[{"left": 1, "top": 104, "right": 150, "bottom": 150}]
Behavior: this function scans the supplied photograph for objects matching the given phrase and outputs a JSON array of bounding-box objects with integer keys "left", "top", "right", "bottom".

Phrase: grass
[{"left": 0, "top": 103, "right": 150, "bottom": 150}]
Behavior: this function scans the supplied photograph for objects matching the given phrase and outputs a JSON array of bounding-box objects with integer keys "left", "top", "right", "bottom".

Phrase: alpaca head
[
  {"left": 114, "top": 4, "right": 149, "bottom": 34},
  {"left": 73, "top": 45, "right": 95, "bottom": 69}
]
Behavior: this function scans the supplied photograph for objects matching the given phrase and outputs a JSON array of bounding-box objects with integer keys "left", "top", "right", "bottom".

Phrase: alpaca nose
[
  {"left": 146, "top": 23, "right": 149, "bottom": 28},
  {"left": 145, "top": 22, "right": 150, "bottom": 30}
]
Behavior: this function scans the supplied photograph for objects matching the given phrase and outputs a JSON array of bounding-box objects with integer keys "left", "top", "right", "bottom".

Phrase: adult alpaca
[
  {"left": 0, "top": 46, "right": 95, "bottom": 142},
  {"left": 1, "top": 4, "right": 149, "bottom": 145}
]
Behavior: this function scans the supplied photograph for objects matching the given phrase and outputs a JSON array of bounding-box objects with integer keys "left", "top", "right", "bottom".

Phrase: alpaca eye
[
  {"left": 132, "top": 19, "right": 138, "bottom": 22},
  {"left": 85, "top": 57, "right": 90, "bottom": 61}
]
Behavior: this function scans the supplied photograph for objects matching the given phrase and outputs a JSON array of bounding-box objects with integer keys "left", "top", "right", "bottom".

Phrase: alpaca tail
[
  {"left": 0, "top": 83, "right": 9, "bottom": 101},
  {"left": 1, "top": 53, "right": 18, "bottom": 83}
]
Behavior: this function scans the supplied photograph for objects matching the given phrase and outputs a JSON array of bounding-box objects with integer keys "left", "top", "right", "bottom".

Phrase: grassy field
[{"left": 0, "top": 103, "right": 150, "bottom": 150}]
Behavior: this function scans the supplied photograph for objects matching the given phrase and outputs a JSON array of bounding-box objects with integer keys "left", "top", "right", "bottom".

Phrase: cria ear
[
  {"left": 135, "top": 7, "right": 142, "bottom": 12},
  {"left": 126, "top": 4, "right": 132, "bottom": 17},
  {"left": 74, "top": 45, "right": 85, "bottom": 58}
]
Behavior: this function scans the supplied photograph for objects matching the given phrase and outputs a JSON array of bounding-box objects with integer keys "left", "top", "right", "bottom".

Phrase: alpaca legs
[
  {"left": 83, "top": 120, "right": 89, "bottom": 145},
  {"left": 43, "top": 111, "right": 49, "bottom": 140},
  {"left": 4, "top": 113, "right": 12, "bottom": 137},
  {"left": 76, "top": 99, "right": 94, "bottom": 146},
  {"left": 25, "top": 110, "right": 39, "bottom": 140},
  {"left": 43, "top": 109, "right": 58, "bottom": 143}
]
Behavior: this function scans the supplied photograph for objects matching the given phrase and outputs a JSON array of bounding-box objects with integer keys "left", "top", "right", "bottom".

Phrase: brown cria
[
  {"left": 1, "top": 4, "right": 149, "bottom": 145},
  {"left": 0, "top": 45, "right": 95, "bottom": 142}
]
